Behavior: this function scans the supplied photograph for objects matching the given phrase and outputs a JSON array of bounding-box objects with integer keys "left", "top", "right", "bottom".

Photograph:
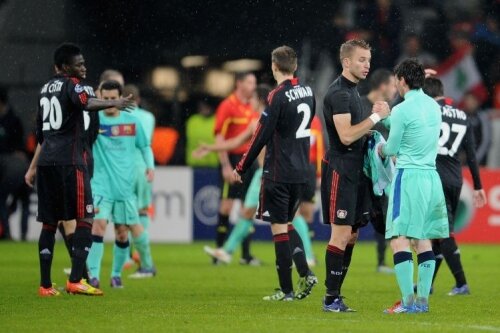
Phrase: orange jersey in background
[
  {"left": 309, "top": 116, "right": 324, "bottom": 177},
  {"left": 214, "top": 93, "right": 257, "bottom": 155}
]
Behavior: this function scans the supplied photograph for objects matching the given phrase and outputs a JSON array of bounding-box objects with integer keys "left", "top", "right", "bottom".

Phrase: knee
[{"left": 92, "top": 219, "right": 107, "bottom": 236}]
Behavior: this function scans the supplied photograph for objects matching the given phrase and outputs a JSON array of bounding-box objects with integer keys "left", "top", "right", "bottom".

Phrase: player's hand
[
  {"left": 116, "top": 94, "right": 135, "bottom": 112},
  {"left": 146, "top": 168, "right": 154, "bottom": 182},
  {"left": 222, "top": 164, "right": 235, "bottom": 184},
  {"left": 372, "top": 101, "right": 390, "bottom": 119},
  {"left": 192, "top": 144, "right": 211, "bottom": 159},
  {"left": 25, "top": 167, "right": 36, "bottom": 188},
  {"left": 424, "top": 68, "right": 437, "bottom": 78},
  {"left": 473, "top": 189, "right": 487, "bottom": 208},
  {"left": 232, "top": 169, "right": 243, "bottom": 184}
]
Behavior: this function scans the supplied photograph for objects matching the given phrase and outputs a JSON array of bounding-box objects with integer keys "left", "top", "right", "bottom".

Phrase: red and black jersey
[
  {"left": 36, "top": 74, "right": 95, "bottom": 166},
  {"left": 323, "top": 75, "right": 365, "bottom": 161},
  {"left": 236, "top": 78, "right": 315, "bottom": 183},
  {"left": 436, "top": 99, "right": 482, "bottom": 190}
]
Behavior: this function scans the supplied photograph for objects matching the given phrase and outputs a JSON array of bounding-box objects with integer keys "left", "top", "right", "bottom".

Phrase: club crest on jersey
[
  {"left": 86, "top": 204, "right": 94, "bottom": 213},
  {"left": 74, "top": 84, "right": 84, "bottom": 93},
  {"left": 337, "top": 210, "right": 347, "bottom": 219}
]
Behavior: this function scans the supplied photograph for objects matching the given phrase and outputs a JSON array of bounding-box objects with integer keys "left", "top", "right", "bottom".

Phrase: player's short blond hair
[{"left": 339, "top": 39, "right": 371, "bottom": 62}]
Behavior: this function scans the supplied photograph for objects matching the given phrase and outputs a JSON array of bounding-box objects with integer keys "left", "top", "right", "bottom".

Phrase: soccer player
[
  {"left": 321, "top": 39, "right": 390, "bottom": 312},
  {"left": 380, "top": 59, "right": 449, "bottom": 313},
  {"left": 86, "top": 80, "right": 155, "bottom": 288},
  {"left": 122, "top": 84, "right": 155, "bottom": 270},
  {"left": 213, "top": 72, "right": 260, "bottom": 265},
  {"left": 423, "top": 77, "right": 487, "bottom": 295},
  {"left": 202, "top": 84, "right": 270, "bottom": 264},
  {"left": 30, "top": 43, "right": 134, "bottom": 296},
  {"left": 235, "top": 45, "right": 317, "bottom": 301},
  {"left": 360, "top": 68, "right": 397, "bottom": 273}
]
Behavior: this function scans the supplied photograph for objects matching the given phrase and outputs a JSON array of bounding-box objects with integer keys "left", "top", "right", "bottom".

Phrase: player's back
[
  {"left": 436, "top": 99, "right": 470, "bottom": 186},
  {"left": 263, "top": 78, "right": 315, "bottom": 183},
  {"left": 392, "top": 89, "right": 441, "bottom": 169},
  {"left": 92, "top": 111, "right": 147, "bottom": 199},
  {"left": 37, "top": 75, "right": 93, "bottom": 166}
]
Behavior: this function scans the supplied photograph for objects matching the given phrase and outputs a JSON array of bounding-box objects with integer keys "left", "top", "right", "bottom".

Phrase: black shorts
[
  {"left": 221, "top": 153, "right": 258, "bottom": 200},
  {"left": 321, "top": 158, "right": 370, "bottom": 229},
  {"left": 301, "top": 164, "right": 317, "bottom": 203},
  {"left": 442, "top": 184, "right": 461, "bottom": 233},
  {"left": 36, "top": 165, "right": 94, "bottom": 225},
  {"left": 256, "top": 179, "right": 304, "bottom": 224}
]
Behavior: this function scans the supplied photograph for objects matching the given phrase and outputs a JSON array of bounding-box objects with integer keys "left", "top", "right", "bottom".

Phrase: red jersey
[
  {"left": 214, "top": 93, "right": 257, "bottom": 154},
  {"left": 309, "top": 116, "right": 323, "bottom": 176}
]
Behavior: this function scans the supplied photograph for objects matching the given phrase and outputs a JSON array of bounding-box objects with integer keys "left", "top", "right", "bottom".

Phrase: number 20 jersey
[
  {"left": 237, "top": 78, "right": 315, "bottom": 183},
  {"left": 36, "top": 74, "right": 95, "bottom": 166}
]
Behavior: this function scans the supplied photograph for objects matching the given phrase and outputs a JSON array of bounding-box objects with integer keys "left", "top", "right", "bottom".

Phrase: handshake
[{"left": 372, "top": 101, "right": 391, "bottom": 120}]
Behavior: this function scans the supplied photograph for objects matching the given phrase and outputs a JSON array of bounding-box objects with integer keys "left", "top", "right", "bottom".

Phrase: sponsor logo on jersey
[
  {"left": 99, "top": 124, "right": 137, "bottom": 137},
  {"left": 337, "top": 210, "right": 347, "bottom": 219}
]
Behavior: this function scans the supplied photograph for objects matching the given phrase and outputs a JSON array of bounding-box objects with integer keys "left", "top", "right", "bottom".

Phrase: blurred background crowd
[{"left": 0, "top": 0, "right": 499, "bottom": 240}]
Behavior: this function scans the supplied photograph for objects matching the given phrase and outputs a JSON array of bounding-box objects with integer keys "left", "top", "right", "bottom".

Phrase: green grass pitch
[{"left": 1, "top": 241, "right": 499, "bottom": 332}]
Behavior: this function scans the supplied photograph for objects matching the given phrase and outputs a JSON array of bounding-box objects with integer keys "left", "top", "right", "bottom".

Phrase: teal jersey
[
  {"left": 132, "top": 107, "right": 155, "bottom": 170},
  {"left": 382, "top": 89, "right": 442, "bottom": 170},
  {"left": 92, "top": 111, "right": 155, "bottom": 200}
]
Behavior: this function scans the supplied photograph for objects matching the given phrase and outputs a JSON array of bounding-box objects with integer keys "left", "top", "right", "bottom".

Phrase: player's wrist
[{"left": 369, "top": 113, "right": 381, "bottom": 124}]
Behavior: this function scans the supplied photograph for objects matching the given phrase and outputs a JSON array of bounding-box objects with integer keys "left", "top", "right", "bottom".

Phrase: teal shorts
[
  {"left": 135, "top": 168, "right": 152, "bottom": 210},
  {"left": 244, "top": 168, "right": 263, "bottom": 208},
  {"left": 386, "top": 169, "right": 449, "bottom": 240},
  {"left": 94, "top": 195, "right": 140, "bottom": 225}
]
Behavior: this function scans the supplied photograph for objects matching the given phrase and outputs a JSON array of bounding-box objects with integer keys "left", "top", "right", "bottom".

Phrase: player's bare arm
[
  {"left": 333, "top": 102, "right": 389, "bottom": 146},
  {"left": 193, "top": 121, "right": 256, "bottom": 159},
  {"left": 25, "top": 143, "right": 42, "bottom": 187},
  {"left": 86, "top": 93, "right": 134, "bottom": 111}
]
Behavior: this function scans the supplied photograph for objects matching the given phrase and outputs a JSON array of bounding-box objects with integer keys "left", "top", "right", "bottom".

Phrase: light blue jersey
[{"left": 92, "top": 111, "right": 154, "bottom": 200}]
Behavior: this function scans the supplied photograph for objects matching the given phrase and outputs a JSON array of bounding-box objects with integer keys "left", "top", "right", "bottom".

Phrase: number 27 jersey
[
  {"left": 237, "top": 78, "right": 315, "bottom": 183},
  {"left": 36, "top": 74, "right": 95, "bottom": 166}
]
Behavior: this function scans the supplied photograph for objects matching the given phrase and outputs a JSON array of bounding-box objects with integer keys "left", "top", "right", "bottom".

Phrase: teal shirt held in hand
[
  {"left": 92, "top": 111, "right": 155, "bottom": 200},
  {"left": 382, "top": 89, "right": 442, "bottom": 170}
]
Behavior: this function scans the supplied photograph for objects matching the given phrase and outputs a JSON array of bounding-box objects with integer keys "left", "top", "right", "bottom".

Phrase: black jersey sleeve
[
  {"left": 236, "top": 101, "right": 280, "bottom": 174},
  {"left": 463, "top": 121, "right": 482, "bottom": 190},
  {"left": 326, "top": 90, "right": 351, "bottom": 116},
  {"left": 66, "top": 78, "right": 89, "bottom": 111}
]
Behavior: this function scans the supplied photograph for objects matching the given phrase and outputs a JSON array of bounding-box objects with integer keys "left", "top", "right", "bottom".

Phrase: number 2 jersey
[
  {"left": 36, "top": 74, "right": 95, "bottom": 166},
  {"left": 436, "top": 98, "right": 482, "bottom": 189},
  {"left": 236, "top": 78, "right": 315, "bottom": 183}
]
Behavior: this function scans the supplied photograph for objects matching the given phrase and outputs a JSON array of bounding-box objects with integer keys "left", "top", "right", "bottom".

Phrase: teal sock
[
  {"left": 292, "top": 215, "right": 314, "bottom": 261},
  {"left": 223, "top": 218, "right": 252, "bottom": 254},
  {"left": 87, "top": 235, "right": 104, "bottom": 280},
  {"left": 140, "top": 214, "right": 150, "bottom": 230},
  {"left": 112, "top": 240, "right": 130, "bottom": 278},
  {"left": 133, "top": 231, "right": 153, "bottom": 269},
  {"left": 417, "top": 251, "right": 436, "bottom": 301},
  {"left": 393, "top": 250, "right": 414, "bottom": 306}
]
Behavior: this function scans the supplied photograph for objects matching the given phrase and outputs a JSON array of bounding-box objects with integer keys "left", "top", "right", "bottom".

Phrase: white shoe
[
  {"left": 307, "top": 258, "right": 317, "bottom": 268},
  {"left": 377, "top": 265, "right": 395, "bottom": 274},
  {"left": 203, "top": 246, "right": 232, "bottom": 264},
  {"left": 63, "top": 268, "right": 71, "bottom": 276}
]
